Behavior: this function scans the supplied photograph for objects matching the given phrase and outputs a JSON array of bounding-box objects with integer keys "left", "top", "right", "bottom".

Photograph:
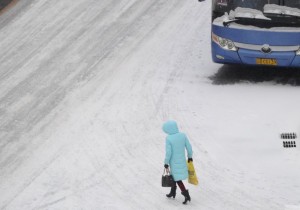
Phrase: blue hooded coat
[{"left": 163, "top": 121, "right": 193, "bottom": 181}]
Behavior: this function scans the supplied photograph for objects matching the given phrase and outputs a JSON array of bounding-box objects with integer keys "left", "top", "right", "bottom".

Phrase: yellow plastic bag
[{"left": 187, "top": 161, "right": 198, "bottom": 185}]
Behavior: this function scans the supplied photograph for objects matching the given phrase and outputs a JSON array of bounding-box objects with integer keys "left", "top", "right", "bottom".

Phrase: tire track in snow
[
  {"left": 143, "top": 2, "right": 282, "bottom": 209},
  {"left": 0, "top": 0, "right": 192, "bottom": 209},
  {"left": 0, "top": 0, "right": 122, "bottom": 172},
  {"left": 0, "top": 0, "right": 157, "bottom": 161}
]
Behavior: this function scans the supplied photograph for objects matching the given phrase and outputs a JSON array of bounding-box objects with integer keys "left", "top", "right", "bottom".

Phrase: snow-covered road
[{"left": 0, "top": 0, "right": 299, "bottom": 209}]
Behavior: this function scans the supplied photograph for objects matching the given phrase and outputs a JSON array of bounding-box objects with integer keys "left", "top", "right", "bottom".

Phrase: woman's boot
[
  {"left": 181, "top": 190, "right": 191, "bottom": 204},
  {"left": 166, "top": 185, "right": 177, "bottom": 198}
]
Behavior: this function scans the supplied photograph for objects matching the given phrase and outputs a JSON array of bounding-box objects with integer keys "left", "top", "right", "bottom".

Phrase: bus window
[
  {"left": 229, "top": 0, "right": 269, "bottom": 11},
  {"left": 285, "top": 1, "right": 300, "bottom": 9}
]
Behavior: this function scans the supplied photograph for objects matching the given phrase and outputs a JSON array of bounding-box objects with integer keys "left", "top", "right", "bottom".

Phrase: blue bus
[{"left": 206, "top": 0, "right": 300, "bottom": 67}]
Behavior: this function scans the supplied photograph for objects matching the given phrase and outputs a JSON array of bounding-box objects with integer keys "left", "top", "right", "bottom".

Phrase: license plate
[{"left": 256, "top": 58, "right": 277, "bottom": 66}]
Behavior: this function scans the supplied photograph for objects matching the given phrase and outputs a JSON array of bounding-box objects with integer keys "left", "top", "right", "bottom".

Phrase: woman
[{"left": 163, "top": 120, "right": 193, "bottom": 204}]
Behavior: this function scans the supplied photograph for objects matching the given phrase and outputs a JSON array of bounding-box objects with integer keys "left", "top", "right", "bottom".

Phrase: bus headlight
[
  {"left": 218, "top": 37, "right": 227, "bottom": 47},
  {"left": 227, "top": 40, "right": 235, "bottom": 50},
  {"left": 212, "top": 32, "right": 237, "bottom": 51},
  {"left": 296, "top": 48, "right": 300, "bottom": 55}
]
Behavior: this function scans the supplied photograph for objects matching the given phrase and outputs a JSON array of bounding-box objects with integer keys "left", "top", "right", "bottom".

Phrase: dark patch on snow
[
  {"left": 281, "top": 133, "right": 297, "bottom": 139},
  {"left": 0, "top": 0, "right": 14, "bottom": 11},
  {"left": 209, "top": 64, "right": 300, "bottom": 86},
  {"left": 283, "top": 141, "right": 297, "bottom": 148}
]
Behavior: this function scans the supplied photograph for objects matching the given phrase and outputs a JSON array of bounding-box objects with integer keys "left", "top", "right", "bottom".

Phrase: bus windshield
[
  {"left": 212, "top": 0, "right": 300, "bottom": 27},
  {"left": 213, "top": 0, "right": 300, "bottom": 12}
]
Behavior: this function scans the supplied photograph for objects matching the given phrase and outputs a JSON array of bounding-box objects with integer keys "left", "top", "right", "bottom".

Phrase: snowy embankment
[{"left": 0, "top": 0, "right": 299, "bottom": 209}]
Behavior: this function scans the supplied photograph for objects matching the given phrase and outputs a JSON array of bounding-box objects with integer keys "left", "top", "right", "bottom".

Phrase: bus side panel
[{"left": 291, "top": 56, "right": 300, "bottom": 67}]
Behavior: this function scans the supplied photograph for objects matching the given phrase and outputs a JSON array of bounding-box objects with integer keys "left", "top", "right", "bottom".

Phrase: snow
[
  {"left": 229, "top": 7, "right": 270, "bottom": 20},
  {"left": 0, "top": 0, "right": 300, "bottom": 210}
]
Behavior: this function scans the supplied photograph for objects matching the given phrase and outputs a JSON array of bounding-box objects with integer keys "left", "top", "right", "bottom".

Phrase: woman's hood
[{"left": 162, "top": 120, "right": 179, "bottom": 135}]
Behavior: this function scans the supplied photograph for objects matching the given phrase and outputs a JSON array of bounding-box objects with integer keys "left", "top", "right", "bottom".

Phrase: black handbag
[{"left": 161, "top": 168, "right": 174, "bottom": 187}]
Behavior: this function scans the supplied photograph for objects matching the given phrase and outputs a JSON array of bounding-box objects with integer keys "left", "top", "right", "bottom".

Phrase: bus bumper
[{"left": 212, "top": 43, "right": 300, "bottom": 67}]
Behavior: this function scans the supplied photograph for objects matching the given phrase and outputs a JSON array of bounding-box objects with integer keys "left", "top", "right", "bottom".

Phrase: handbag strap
[{"left": 163, "top": 168, "right": 170, "bottom": 175}]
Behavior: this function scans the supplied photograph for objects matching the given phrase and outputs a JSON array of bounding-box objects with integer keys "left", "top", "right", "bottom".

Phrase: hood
[{"left": 162, "top": 120, "right": 179, "bottom": 135}]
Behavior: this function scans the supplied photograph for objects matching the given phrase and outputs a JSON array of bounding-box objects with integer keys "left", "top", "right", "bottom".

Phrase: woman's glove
[
  {"left": 188, "top": 158, "right": 193, "bottom": 162},
  {"left": 164, "top": 164, "right": 169, "bottom": 169}
]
